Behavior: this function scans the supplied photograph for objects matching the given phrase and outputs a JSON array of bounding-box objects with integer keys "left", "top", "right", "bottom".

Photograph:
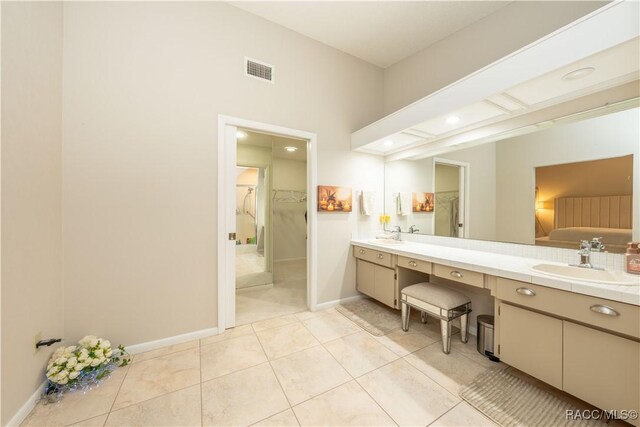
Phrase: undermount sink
[
  {"left": 368, "top": 238, "right": 404, "bottom": 245},
  {"left": 532, "top": 263, "right": 639, "bottom": 286}
]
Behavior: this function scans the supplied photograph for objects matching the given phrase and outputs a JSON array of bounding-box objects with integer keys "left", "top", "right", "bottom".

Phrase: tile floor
[
  {"left": 22, "top": 306, "right": 504, "bottom": 427},
  {"left": 236, "top": 259, "right": 307, "bottom": 325}
]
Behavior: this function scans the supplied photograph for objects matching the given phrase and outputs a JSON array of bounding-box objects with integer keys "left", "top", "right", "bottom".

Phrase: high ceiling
[{"left": 230, "top": 1, "right": 510, "bottom": 68}]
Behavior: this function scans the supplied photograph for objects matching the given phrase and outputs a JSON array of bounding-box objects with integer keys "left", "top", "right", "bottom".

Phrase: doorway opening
[
  {"left": 433, "top": 159, "right": 469, "bottom": 238},
  {"left": 217, "top": 115, "right": 318, "bottom": 332},
  {"left": 235, "top": 130, "right": 308, "bottom": 325}
]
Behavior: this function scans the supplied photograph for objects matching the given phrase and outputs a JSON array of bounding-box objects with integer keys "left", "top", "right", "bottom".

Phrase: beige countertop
[{"left": 351, "top": 238, "right": 640, "bottom": 306}]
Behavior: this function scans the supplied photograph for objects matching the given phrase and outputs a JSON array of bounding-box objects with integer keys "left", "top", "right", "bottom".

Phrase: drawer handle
[
  {"left": 516, "top": 287, "right": 536, "bottom": 296},
  {"left": 590, "top": 304, "right": 619, "bottom": 317},
  {"left": 359, "top": 249, "right": 365, "bottom": 254},
  {"left": 450, "top": 271, "right": 463, "bottom": 279},
  {"left": 408, "top": 261, "right": 418, "bottom": 267},
  {"left": 377, "top": 253, "right": 384, "bottom": 259}
]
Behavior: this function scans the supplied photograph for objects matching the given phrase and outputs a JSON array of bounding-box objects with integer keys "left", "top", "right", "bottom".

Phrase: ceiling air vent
[{"left": 245, "top": 57, "right": 274, "bottom": 83}]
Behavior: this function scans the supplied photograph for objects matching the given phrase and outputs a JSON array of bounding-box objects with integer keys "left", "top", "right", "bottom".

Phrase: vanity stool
[{"left": 401, "top": 282, "right": 472, "bottom": 354}]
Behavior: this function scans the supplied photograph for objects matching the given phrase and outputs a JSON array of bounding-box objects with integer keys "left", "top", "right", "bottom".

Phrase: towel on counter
[
  {"left": 396, "top": 192, "right": 411, "bottom": 216},
  {"left": 359, "top": 191, "right": 376, "bottom": 216}
]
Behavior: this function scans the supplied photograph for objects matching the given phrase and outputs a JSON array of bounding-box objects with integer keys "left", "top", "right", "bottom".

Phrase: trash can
[{"left": 476, "top": 314, "right": 495, "bottom": 357}]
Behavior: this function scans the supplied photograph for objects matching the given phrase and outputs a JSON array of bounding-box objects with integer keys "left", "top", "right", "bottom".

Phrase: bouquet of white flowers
[{"left": 43, "top": 335, "right": 130, "bottom": 402}]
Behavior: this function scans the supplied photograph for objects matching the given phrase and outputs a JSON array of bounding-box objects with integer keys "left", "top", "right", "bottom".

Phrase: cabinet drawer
[
  {"left": 433, "top": 264, "right": 484, "bottom": 288},
  {"left": 398, "top": 256, "right": 432, "bottom": 275},
  {"left": 563, "top": 321, "right": 639, "bottom": 425},
  {"left": 353, "top": 246, "right": 394, "bottom": 268},
  {"left": 497, "top": 277, "right": 640, "bottom": 339}
]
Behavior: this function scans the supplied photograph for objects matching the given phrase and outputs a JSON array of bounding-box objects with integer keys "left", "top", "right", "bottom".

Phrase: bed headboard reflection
[{"left": 554, "top": 195, "right": 632, "bottom": 230}]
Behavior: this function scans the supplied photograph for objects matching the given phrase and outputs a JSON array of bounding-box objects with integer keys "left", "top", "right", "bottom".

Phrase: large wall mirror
[{"left": 384, "top": 103, "right": 639, "bottom": 253}]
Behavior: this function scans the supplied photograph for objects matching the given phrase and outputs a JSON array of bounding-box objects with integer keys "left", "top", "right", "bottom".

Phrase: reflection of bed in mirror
[{"left": 535, "top": 195, "right": 632, "bottom": 253}]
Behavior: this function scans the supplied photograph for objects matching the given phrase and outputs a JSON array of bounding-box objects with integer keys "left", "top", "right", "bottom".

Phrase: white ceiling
[
  {"left": 229, "top": 1, "right": 510, "bottom": 68},
  {"left": 238, "top": 130, "right": 307, "bottom": 161},
  {"left": 362, "top": 37, "right": 640, "bottom": 156}
]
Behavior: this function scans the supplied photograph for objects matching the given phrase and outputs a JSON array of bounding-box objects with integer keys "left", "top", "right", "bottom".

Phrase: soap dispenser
[{"left": 625, "top": 242, "right": 640, "bottom": 275}]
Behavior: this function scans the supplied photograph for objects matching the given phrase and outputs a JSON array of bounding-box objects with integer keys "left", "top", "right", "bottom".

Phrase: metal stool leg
[
  {"left": 460, "top": 314, "right": 469, "bottom": 343},
  {"left": 420, "top": 311, "right": 428, "bottom": 324},
  {"left": 401, "top": 302, "right": 410, "bottom": 332},
  {"left": 440, "top": 319, "right": 452, "bottom": 354}
]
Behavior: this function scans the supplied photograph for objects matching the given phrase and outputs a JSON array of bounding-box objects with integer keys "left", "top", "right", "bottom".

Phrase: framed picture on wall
[
  {"left": 318, "top": 186, "right": 352, "bottom": 212},
  {"left": 412, "top": 192, "right": 434, "bottom": 212}
]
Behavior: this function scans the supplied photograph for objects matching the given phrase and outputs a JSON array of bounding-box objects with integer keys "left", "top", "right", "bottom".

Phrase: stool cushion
[{"left": 402, "top": 282, "right": 470, "bottom": 310}]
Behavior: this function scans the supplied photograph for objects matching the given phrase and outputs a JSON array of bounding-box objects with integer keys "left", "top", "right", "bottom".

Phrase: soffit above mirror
[{"left": 352, "top": 2, "right": 640, "bottom": 159}]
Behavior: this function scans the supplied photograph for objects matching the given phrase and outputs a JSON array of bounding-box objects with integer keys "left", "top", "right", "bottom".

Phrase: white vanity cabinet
[{"left": 496, "top": 277, "right": 640, "bottom": 425}]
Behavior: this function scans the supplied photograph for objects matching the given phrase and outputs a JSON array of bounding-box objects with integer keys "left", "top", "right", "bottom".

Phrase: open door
[{"left": 222, "top": 125, "right": 237, "bottom": 329}]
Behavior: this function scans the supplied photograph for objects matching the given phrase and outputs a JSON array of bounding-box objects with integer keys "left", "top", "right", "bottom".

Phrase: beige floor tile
[
  {"left": 105, "top": 385, "right": 201, "bottom": 426},
  {"left": 430, "top": 402, "right": 497, "bottom": 427},
  {"left": 404, "top": 343, "right": 488, "bottom": 395},
  {"left": 294, "top": 308, "right": 336, "bottom": 322},
  {"left": 200, "top": 333, "right": 267, "bottom": 381},
  {"left": 357, "top": 359, "right": 459, "bottom": 426},
  {"left": 302, "top": 313, "right": 361, "bottom": 343},
  {"left": 292, "top": 380, "right": 395, "bottom": 427},
  {"left": 21, "top": 367, "right": 128, "bottom": 426},
  {"left": 324, "top": 332, "right": 399, "bottom": 377},
  {"left": 256, "top": 323, "right": 319, "bottom": 360},
  {"left": 236, "top": 259, "right": 307, "bottom": 326},
  {"left": 133, "top": 340, "right": 199, "bottom": 363},
  {"left": 200, "top": 324, "right": 254, "bottom": 346},
  {"left": 112, "top": 348, "right": 200, "bottom": 410},
  {"left": 449, "top": 338, "right": 507, "bottom": 370},
  {"left": 252, "top": 314, "right": 300, "bottom": 332},
  {"left": 68, "top": 414, "right": 108, "bottom": 426},
  {"left": 270, "top": 346, "right": 351, "bottom": 405},
  {"left": 201, "top": 363, "right": 289, "bottom": 426},
  {"left": 252, "top": 409, "right": 300, "bottom": 426},
  {"left": 375, "top": 328, "right": 441, "bottom": 357}
]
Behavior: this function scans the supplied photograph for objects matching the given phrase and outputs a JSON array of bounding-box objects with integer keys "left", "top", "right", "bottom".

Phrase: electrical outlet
[{"left": 34, "top": 332, "right": 42, "bottom": 354}]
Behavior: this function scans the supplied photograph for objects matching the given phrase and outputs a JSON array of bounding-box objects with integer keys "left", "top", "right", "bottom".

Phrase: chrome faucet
[
  {"left": 408, "top": 225, "right": 419, "bottom": 234},
  {"left": 392, "top": 226, "right": 401, "bottom": 240},
  {"left": 577, "top": 240, "right": 594, "bottom": 269},
  {"left": 590, "top": 237, "right": 606, "bottom": 252}
]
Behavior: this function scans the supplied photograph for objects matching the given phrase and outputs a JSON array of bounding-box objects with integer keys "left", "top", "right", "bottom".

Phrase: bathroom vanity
[{"left": 352, "top": 239, "right": 640, "bottom": 425}]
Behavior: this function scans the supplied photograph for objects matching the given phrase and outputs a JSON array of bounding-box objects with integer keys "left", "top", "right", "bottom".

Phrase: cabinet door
[
  {"left": 564, "top": 321, "right": 639, "bottom": 425},
  {"left": 499, "top": 303, "right": 563, "bottom": 389},
  {"left": 374, "top": 264, "right": 396, "bottom": 308},
  {"left": 356, "top": 260, "right": 375, "bottom": 297}
]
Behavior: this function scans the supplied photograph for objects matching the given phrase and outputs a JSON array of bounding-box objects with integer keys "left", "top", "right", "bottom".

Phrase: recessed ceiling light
[
  {"left": 446, "top": 115, "right": 461, "bottom": 124},
  {"left": 383, "top": 140, "right": 394, "bottom": 147},
  {"left": 284, "top": 146, "right": 298, "bottom": 152},
  {"left": 562, "top": 67, "right": 595, "bottom": 81},
  {"left": 236, "top": 130, "right": 247, "bottom": 139}
]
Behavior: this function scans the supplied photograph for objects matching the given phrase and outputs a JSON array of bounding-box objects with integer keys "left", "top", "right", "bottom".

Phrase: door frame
[
  {"left": 217, "top": 115, "right": 318, "bottom": 332},
  {"left": 432, "top": 158, "right": 470, "bottom": 238}
]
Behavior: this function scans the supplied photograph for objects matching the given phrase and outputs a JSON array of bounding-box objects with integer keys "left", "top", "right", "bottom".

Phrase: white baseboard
[
  {"left": 7, "top": 380, "right": 46, "bottom": 427},
  {"left": 125, "top": 327, "right": 219, "bottom": 355},
  {"left": 274, "top": 257, "right": 306, "bottom": 262},
  {"left": 314, "top": 294, "right": 365, "bottom": 311}
]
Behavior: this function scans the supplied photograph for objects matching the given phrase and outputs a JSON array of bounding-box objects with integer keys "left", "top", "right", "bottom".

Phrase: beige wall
[
  {"left": 535, "top": 155, "right": 634, "bottom": 234},
  {"left": 273, "top": 158, "right": 307, "bottom": 261},
  {"left": 496, "top": 107, "right": 640, "bottom": 245},
  {"left": 61, "top": 2, "right": 384, "bottom": 347},
  {"left": 1, "top": 2, "right": 64, "bottom": 424},
  {"left": 382, "top": 1, "right": 606, "bottom": 115}
]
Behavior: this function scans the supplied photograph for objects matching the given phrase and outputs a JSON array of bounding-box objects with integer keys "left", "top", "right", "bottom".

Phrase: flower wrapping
[{"left": 43, "top": 335, "right": 130, "bottom": 403}]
